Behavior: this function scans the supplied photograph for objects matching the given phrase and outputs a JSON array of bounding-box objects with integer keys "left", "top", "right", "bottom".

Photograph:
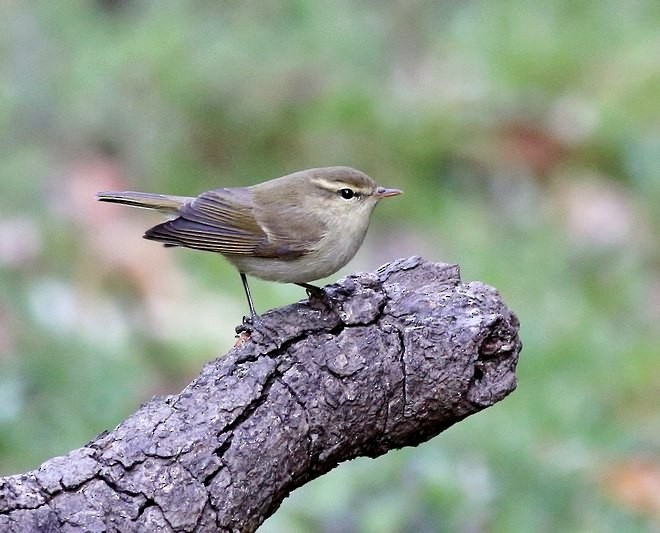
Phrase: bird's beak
[{"left": 374, "top": 187, "right": 403, "bottom": 199}]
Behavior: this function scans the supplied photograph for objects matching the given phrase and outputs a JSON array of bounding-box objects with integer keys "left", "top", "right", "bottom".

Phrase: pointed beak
[{"left": 373, "top": 187, "right": 403, "bottom": 199}]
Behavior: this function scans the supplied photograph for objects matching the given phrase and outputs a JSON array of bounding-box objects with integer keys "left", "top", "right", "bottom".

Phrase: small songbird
[{"left": 97, "top": 166, "right": 401, "bottom": 321}]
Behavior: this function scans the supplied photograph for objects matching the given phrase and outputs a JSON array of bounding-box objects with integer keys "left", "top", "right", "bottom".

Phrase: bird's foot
[
  {"left": 296, "top": 282, "right": 326, "bottom": 302},
  {"left": 306, "top": 286, "right": 325, "bottom": 300},
  {"left": 235, "top": 314, "right": 257, "bottom": 336}
]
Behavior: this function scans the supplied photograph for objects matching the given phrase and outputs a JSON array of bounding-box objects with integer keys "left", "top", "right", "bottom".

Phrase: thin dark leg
[
  {"left": 240, "top": 272, "right": 257, "bottom": 320},
  {"left": 295, "top": 282, "right": 321, "bottom": 293},
  {"left": 295, "top": 282, "right": 325, "bottom": 299}
]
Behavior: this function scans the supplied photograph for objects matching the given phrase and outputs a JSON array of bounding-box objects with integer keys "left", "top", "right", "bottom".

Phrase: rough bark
[{"left": 0, "top": 257, "right": 521, "bottom": 532}]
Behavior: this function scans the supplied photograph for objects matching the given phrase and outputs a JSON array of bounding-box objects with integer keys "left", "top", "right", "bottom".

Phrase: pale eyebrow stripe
[
  {"left": 310, "top": 177, "right": 343, "bottom": 191},
  {"left": 311, "top": 178, "right": 369, "bottom": 194}
]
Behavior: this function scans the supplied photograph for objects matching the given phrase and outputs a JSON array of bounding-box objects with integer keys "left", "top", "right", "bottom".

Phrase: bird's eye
[{"left": 339, "top": 188, "right": 355, "bottom": 200}]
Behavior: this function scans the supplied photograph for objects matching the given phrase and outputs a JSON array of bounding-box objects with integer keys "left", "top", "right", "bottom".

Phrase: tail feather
[{"left": 96, "top": 191, "right": 192, "bottom": 214}]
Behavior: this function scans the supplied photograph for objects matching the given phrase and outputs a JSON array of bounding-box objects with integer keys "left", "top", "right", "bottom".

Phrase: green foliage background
[{"left": 1, "top": 1, "right": 659, "bottom": 531}]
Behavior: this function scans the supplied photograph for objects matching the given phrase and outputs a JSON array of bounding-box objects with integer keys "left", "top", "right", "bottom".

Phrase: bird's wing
[
  {"left": 251, "top": 189, "right": 327, "bottom": 258},
  {"left": 143, "top": 187, "right": 315, "bottom": 259}
]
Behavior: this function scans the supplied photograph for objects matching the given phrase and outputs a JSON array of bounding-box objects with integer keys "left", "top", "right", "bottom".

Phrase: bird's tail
[{"left": 96, "top": 191, "right": 192, "bottom": 214}]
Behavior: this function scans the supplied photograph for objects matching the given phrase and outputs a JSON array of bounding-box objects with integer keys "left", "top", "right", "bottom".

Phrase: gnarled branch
[{"left": 0, "top": 257, "right": 521, "bottom": 532}]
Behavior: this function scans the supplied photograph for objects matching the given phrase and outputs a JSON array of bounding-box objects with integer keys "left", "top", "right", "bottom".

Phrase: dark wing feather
[{"left": 143, "top": 187, "right": 313, "bottom": 259}]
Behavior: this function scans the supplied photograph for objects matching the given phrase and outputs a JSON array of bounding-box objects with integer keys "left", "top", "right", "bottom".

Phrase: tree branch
[{"left": 0, "top": 257, "right": 521, "bottom": 532}]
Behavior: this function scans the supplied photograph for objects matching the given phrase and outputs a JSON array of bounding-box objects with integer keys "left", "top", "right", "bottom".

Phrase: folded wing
[{"left": 144, "top": 187, "right": 315, "bottom": 259}]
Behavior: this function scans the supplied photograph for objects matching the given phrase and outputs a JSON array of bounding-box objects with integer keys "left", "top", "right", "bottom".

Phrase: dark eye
[{"left": 339, "top": 188, "right": 355, "bottom": 200}]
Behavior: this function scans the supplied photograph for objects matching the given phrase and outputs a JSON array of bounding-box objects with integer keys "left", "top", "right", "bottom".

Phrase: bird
[{"left": 97, "top": 166, "right": 402, "bottom": 322}]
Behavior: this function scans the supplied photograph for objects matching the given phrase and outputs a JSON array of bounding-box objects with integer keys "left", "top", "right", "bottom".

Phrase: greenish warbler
[{"left": 97, "top": 166, "right": 402, "bottom": 320}]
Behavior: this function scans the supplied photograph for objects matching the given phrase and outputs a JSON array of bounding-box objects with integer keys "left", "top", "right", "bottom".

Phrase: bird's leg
[
  {"left": 236, "top": 272, "right": 258, "bottom": 334},
  {"left": 295, "top": 282, "right": 324, "bottom": 299},
  {"left": 240, "top": 272, "right": 258, "bottom": 320}
]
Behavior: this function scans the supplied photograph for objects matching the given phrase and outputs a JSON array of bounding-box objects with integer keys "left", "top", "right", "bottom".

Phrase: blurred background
[{"left": 1, "top": 1, "right": 659, "bottom": 531}]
